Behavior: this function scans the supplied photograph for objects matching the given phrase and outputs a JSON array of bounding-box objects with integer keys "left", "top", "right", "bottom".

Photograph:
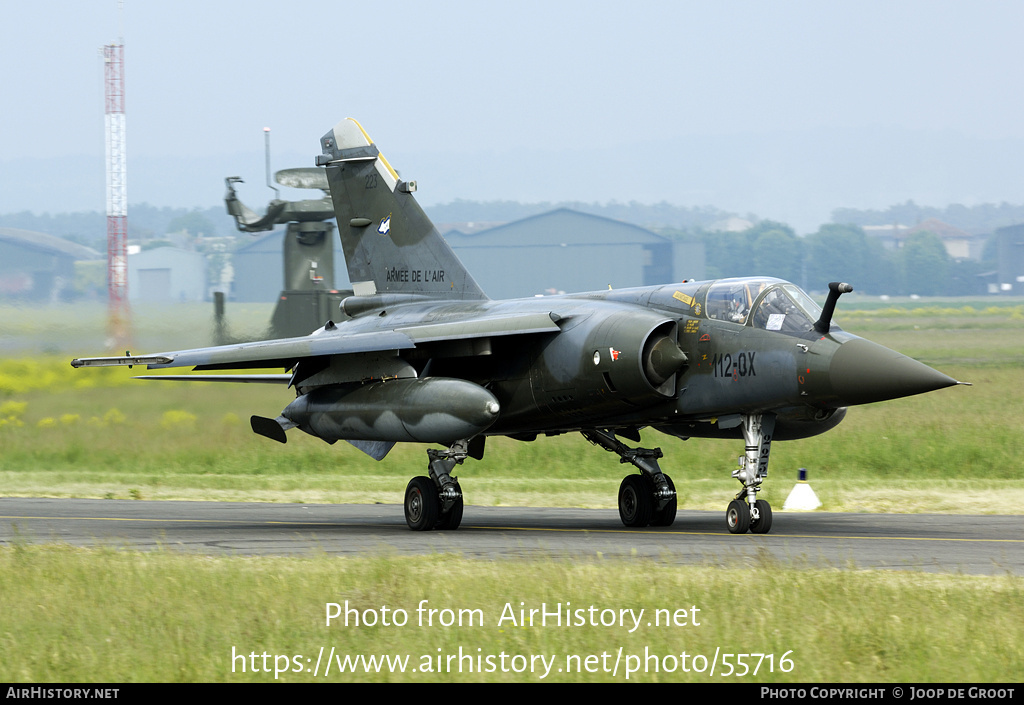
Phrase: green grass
[{"left": 2, "top": 546, "right": 1021, "bottom": 683}]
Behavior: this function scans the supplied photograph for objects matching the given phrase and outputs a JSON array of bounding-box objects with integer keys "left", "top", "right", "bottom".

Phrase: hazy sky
[{"left": 3, "top": 0, "right": 1024, "bottom": 229}]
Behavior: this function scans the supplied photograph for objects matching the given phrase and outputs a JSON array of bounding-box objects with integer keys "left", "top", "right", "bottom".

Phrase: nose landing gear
[{"left": 726, "top": 413, "right": 775, "bottom": 534}]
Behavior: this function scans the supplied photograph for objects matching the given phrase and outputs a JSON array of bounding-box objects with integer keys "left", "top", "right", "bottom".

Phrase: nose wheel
[
  {"left": 726, "top": 499, "right": 750, "bottom": 533},
  {"left": 725, "top": 413, "right": 776, "bottom": 534},
  {"left": 726, "top": 497, "right": 772, "bottom": 534},
  {"left": 750, "top": 499, "right": 772, "bottom": 534}
]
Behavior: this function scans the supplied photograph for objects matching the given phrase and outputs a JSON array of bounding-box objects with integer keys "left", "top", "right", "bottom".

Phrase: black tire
[
  {"left": 404, "top": 476, "right": 438, "bottom": 531},
  {"left": 750, "top": 499, "right": 773, "bottom": 534},
  {"left": 726, "top": 499, "right": 751, "bottom": 534},
  {"left": 436, "top": 481, "right": 464, "bottom": 530},
  {"left": 619, "top": 474, "right": 654, "bottom": 527},
  {"left": 650, "top": 473, "right": 677, "bottom": 527}
]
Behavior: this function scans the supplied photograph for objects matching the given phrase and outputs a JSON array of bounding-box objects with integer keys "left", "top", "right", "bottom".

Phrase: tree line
[{"left": 684, "top": 221, "right": 994, "bottom": 297}]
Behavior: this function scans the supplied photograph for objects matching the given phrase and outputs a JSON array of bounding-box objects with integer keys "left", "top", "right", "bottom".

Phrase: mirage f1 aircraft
[{"left": 72, "top": 118, "right": 965, "bottom": 534}]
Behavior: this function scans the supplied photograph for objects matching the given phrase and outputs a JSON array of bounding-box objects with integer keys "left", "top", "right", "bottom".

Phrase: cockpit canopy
[{"left": 705, "top": 278, "right": 824, "bottom": 333}]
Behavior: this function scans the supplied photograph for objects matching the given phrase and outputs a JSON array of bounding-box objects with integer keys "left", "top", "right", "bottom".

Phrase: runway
[{"left": 1, "top": 497, "right": 1020, "bottom": 575}]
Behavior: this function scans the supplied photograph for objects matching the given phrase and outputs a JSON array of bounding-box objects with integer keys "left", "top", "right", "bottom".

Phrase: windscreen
[{"left": 751, "top": 285, "right": 822, "bottom": 332}]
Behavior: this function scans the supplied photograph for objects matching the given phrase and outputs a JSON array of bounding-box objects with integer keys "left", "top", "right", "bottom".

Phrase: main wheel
[
  {"left": 650, "top": 473, "right": 677, "bottom": 527},
  {"left": 726, "top": 499, "right": 751, "bottom": 534},
  {"left": 619, "top": 474, "right": 654, "bottom": 527},
  {"left": 405, "top": 476, "right": 439, "bottom": 531},
  {"left": 436, "top": 480, "right": 464, "bottom": 530},
  {"left": 750, "top": 499, "right": 773, "bottom": 534}
]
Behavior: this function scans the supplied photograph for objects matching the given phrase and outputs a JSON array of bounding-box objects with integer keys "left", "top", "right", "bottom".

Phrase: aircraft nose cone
[{"left": 828, "top": 338, "right": 959, "bottom": 406}]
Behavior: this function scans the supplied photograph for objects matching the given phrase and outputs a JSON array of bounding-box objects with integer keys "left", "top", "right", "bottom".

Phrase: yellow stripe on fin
[{"left": 346, "top": 118, "right": 399, "bottom": 184}]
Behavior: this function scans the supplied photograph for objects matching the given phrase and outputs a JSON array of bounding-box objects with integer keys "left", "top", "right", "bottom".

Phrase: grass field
[
  {"left": 1, "top": 298, "right": 1022, "bottom": 682},
  {"left": 2, "top": 546, "right": 1021, "bottom": 683}
]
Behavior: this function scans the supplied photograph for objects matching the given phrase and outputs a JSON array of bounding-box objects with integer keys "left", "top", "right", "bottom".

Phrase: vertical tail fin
[{"left": 317, "top": 118, "right": 487, "bottom": 300}]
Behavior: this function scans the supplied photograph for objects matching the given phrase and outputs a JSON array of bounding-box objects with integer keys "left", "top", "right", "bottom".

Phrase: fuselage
[{"left": 286, "top": 276, "right": 956, "bottom": 446}]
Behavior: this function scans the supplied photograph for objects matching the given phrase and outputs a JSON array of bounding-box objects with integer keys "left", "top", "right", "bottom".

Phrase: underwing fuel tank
[{"left": 283, "top": 378, "right": 500, "bottom": 445}]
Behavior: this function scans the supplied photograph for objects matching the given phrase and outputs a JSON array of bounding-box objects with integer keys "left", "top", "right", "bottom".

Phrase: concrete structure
[
  {"left": 0, "top": 227, "right": 100, "bottom": 302},
  {"left": 994, "top": 224, "right": 1024, "bottom": 294},
  {"left": 127, "top": 246, "right": 207, "bottom": 302},
  {"left": 905, "top": 218, "right": 985, "bottom": 260},
  {"left": 445, "top": 209, "right": 705, "bottom": 300},
  {"left": 866, "top": 219, "right": 986, "bottom": 260}
]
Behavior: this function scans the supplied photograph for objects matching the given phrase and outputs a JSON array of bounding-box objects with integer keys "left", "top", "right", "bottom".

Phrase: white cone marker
[{"left": 783, "top": 468, "right": 822, "bottom": 511}]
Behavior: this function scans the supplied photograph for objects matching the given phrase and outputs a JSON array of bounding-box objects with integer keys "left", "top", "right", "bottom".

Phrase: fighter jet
[{"left": 71, "top": 118, "right": 965, "bottom": 534}]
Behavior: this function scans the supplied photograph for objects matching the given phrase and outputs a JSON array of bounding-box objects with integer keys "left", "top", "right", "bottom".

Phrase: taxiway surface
[{"left": 1, "top": 498, "right": 1020, "bottom": 575}]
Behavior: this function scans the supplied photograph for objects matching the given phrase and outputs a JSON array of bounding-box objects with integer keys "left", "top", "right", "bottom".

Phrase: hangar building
[
  {"left": 229, "top": 209, "right": 704, "bottom": 303},
  {"left": 128, "top": 247, "right": 208, "bottom": 302},
  {"left": 994, "top": 224, "right": 1024, "bottom": 294},
  {"left": 0, "top": 227, "right": 100, "bottom": 302},
  {"left": 444, "top": 208, "right": 705, "bottom": 300}
]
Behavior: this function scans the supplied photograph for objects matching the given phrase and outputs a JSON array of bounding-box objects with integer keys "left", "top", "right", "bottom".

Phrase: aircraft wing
[
  {"left": 70, "top": 311, "right": 561, "bottom": 373},
  {"left": 71, "top": 330, "right": 417, "bottom": 371}
]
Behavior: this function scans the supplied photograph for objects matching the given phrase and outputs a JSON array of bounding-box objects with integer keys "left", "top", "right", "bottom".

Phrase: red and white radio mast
[{"left": 103, "top": 38, "right": 129, "bottom": 346}]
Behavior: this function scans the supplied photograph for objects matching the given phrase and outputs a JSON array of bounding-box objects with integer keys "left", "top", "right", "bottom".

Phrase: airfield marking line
[
  {"left": 3, "top": 516, "right": 1021, "bottom": 543},
  {"left": 0, "top": 515, "right": 368, "bottom": 528},
  {"left": 0, "top": 515, "right": 253, "bottom": 524},
  {"left": 465, "top": 525, "right": 1024, "bottom": 543},
  {"left": 754, "top": 533, "right": 1024, "bottom": 544}
]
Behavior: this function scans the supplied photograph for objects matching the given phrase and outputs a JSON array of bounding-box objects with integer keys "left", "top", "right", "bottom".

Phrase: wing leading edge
[
  {"left": 70, "top": 329, "right": 416, "bottom": 371},
  {"left": 69, "top": 311, "right": 562, "bottom": 374}
]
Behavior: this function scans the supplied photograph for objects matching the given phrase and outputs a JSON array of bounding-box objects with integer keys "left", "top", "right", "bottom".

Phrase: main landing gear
[
  {"left": 404, "top": 440, "right": 469, "bottom": 531},
  {"left": 727, "top": 413, "right": 775, "bottom": 534},
  {"left": 405, "top": 415, "right": 777, "bottom": 534},
  {"left": 582, "top": 429, "right": 677, "bottom": 527}
]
